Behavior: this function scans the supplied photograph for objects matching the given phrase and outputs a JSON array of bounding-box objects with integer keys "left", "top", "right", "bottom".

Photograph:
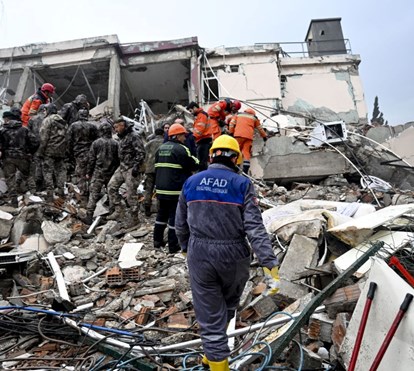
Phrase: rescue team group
[{"left": 0, "top": 83, "right": 279, "bottom": 370}]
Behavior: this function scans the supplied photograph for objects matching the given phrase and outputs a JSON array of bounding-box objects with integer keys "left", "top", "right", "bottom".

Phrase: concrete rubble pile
[{"left": 1, "top": 165, "right": 414, "bottom": 370}]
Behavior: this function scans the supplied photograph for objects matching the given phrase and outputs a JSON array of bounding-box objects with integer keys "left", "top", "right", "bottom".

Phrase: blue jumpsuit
[{"left": 175, "top": 163, "right": 278, "bottom": 361}]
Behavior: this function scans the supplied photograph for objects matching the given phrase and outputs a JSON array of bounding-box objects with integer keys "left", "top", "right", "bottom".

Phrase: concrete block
[{"left": 279, "top": 234, "right": 319, "bottom": 300}]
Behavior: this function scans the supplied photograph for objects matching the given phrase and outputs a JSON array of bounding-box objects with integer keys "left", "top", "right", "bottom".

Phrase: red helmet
[
  {"left": 232, "top": 100, "right": 241, "bottom": 112},
  {"left": 168, "top": 123, "right": 187, "bottom": 136},
  {"left": 41, "top": 83, "right": 55, "bottom": 94}
]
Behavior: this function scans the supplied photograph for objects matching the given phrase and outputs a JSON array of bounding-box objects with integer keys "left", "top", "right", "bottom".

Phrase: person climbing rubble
[
  {"left": 37, "top": 104, "right": 68, "bottom": 201},
  {"left": 21, "top": 83, "right": 55, "bottom": 127},
  {"left": 81, "top": 121, "right": 119, "bottom": 225},
  {"left": 67, "top": 108, "right": 98, "bottom": 206},
  {"left": 143, "top": 127, "right": 164, "bottom": 217},
  {"left": 207, "top": 98, "right": 241, "bottom": 139},
  {"left": 106, "top": 117, "right": 145, "bottom": 226},
  {"left": 154, "top": 123, "right": 199, "bottom": 253},
  {"left": 0, "top": 108, "right": 39, "bottom": 206},
  {"left": 187, "top": 101, "right": 212, "bottom": 171},
  {"left": 229, "top": 107, "right": 267, "bottom": 174},
  {"left": 175, "top": 135, "right": 280, "bottom": 371}
]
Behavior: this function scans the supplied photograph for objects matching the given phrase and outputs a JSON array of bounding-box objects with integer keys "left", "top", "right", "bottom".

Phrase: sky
[{"left": 0, "top": 0, "right": 413, "bottom": 125}]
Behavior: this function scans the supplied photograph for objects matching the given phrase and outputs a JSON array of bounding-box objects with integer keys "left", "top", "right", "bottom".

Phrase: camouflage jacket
[
  {"left": 117, "top": 125, "right": 145, "bottom": 170},
  {"left": 28, "top": 112, "right": 46, "bottom": 138},
  {"left": 0, "top": 120, "right": 39, "bottom": 159},
  {"left": 59, "top": 102, "right": 80, "bottom": 125},
  {"left": 144, "top": 134, "right": 164, "bottom": 173},
  {"left": 38, "top": 114, "right": 68, "bottom": 158},
  {"left": 87, "top": 135, "right": 120, "bottom": 177},
  {"left": 67, "top": 120, "right": 98, "bottom": 158}
]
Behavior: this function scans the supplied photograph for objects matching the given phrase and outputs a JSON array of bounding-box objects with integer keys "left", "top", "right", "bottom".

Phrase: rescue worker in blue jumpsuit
[{"left": 175, "top": 135, "right": 280, "bottom": 371}]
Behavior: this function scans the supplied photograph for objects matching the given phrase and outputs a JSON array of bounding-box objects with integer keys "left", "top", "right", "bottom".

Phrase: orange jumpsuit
[
  {"left": 21, "top": 89, "right": 50, "bottom": 127},
  {"left": 192, "top": 108, "right": 211, "bottom": 142},
  {"left": 207, "top": 100, "right": 232, "bottom": 140},
  {"left": 229, "top": 111, "right": 266, "bottom": 171}
]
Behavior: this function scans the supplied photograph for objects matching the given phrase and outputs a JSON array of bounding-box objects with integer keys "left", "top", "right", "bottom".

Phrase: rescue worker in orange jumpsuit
[
  {"left": 207, "top": 99, "right": 241, "bottom": 140},
  {"left": 21, "top": 83, "right": 55, "bottom": 127},
  {"left": 187, "top": 102, "right": 212, "bottom": 171},
  {"left": 229, "top": 108, "right": 267, "bottom": 174}
]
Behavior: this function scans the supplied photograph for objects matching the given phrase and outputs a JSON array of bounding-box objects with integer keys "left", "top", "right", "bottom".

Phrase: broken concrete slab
[
  {"left": 333, "top": 230, "right": 414, "bottom": 277},
  {"left": 0, "top": 209, "right": 13, "bottom": 220},
  {"left": 328, "top": 203, "right": 414, "bottom": 246},
  {"left": 19, "top": 234, "right": 49, "bottom": 253},
  {"left": 262, "top": 199, "right": 376, "bottom": 234},
  {"left": 279, "top": 234, "right": 319, "bottom": 299},
  {"left": 250, "top": 136, "right": 354, "bottom": 183},
  {"left": 10, "top": 205, "right": 44, "bottom": 244},
  {"left": 41, "top": 221, "right": 72, "bottom": 244},
  {"left": 0, "top": 219, "right": 13, "bottom": 240},
  {"left": 383, "top": 125, "right": 414, "bottom": 166},
  {"left": 62, "top": 266, "right": 88, "bottom": 283}
]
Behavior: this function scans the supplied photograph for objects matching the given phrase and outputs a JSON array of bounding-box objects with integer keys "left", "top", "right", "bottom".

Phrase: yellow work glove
[
  {"left": 263, "top": 266, "right": 280, "bottom": 296},
  {"left": 181, "top": 251, "right": 187, "bottom": 258}
]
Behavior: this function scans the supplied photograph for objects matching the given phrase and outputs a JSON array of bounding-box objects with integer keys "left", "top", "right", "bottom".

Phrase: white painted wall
[
  {"left": 280, "top": 55, "right": 368, "bottom": 124},
  {"left": 207, "top": 51, "right": 368, "bottom": 125}
]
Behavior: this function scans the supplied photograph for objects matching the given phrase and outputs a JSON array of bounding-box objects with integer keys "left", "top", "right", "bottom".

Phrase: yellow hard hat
[{"left": 210, "top": 134, "right": 242, "bottom": 165}]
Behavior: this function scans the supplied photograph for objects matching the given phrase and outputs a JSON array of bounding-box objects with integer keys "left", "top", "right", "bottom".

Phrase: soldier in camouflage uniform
[
  {"left": 28, "top": 104, "right": 47, "bottom": 191},
  {"left": 0, "top": 108, "right": 39, "bottom": 206},
  {"left": 81, "top": 122, "right": 119, "bottom": 224},
  {"left": 37, "top": 104, "right": 68, "bottom": 201},
  {"left": 59, "top": 94, "right": 90, "bottom": 125},
  {"left": 143, "top": 128, "right": 164, "bottom": 216},
  {"left": 67, "top": 108, "right": 98, "bottom": 204},
  {"left": 107, "top": 118, "right": 145, "bottom": 224}
]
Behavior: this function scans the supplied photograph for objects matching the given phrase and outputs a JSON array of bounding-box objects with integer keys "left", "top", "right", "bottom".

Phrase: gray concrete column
[
  {"left": 15, "top": 67, "right": 31, "bottom": 104},
  {"left": 189, "top": 52, "right": 200, "bottom": 103},
  {"left": 108, "top": 53, "right": 121, "bottom": 118}
]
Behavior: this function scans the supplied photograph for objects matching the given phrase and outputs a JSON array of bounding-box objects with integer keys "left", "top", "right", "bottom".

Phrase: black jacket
[
  {"left": 0, "top": 120, "right": 39, "bottom": 159},
  {"left": 155, "top": 139, "right": 199, "bottom": 200}
]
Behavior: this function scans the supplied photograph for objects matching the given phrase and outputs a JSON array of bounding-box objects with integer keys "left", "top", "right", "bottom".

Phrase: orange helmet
[
  {"left": 168, "top": 123, "right": 187, "bottom": 136},
  {"left": 244, "top": 108, "right": 256, "bottom": 115},
  {"left": 41, "top": 83, "right": 55, "bottom": 94}
]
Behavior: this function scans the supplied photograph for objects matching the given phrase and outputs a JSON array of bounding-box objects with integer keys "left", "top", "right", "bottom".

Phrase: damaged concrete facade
[{"left": 0, "top": 19, "right": 367, "bottom": 126}]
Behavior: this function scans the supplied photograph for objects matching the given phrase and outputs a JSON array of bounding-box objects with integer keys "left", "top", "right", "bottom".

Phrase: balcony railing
[{"left": 256, "top": 39, "right": 352, "bottom": 58}]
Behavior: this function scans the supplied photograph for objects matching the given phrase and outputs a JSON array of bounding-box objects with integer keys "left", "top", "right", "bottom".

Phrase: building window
[{"left": 202, "top": 69, "right": 219, "bottom": 103}]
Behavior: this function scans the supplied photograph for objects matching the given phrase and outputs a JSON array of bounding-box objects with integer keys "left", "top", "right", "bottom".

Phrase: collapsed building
[{"left": 1, "top": 18, "right": 414, "bottom": 370}]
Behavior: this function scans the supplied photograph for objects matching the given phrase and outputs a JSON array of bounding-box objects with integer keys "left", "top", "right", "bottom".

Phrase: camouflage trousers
[
  {"left": 143, "top": 172, "right": 156, "bottom": 207},
  {"left": 75, "top": 153, "right": 89, "bottom": 196},
  {"left": 42, "top": 156, "right": 66, "bottom": 196},
  {"left": 87, "top": 171, "right": 112, "bottom": 215},
  {"left": 3, "top": 157, "right": 30, "bottom": 197},
  {"left": 107, "top": 167, "right": 141, "bottom": 209}
]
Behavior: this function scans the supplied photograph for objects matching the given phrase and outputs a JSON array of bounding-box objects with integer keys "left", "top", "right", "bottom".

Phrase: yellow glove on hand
[
  {"left": 263, "top": 266, "right": 280, "bottom": 296},
  {"left": 181, "top": 251, "right": 187, "bottom": 258}
]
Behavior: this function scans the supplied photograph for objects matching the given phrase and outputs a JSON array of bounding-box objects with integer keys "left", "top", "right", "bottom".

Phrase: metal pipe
[{"left": 63, "top": 305, "right": 325, "bottom": 355}]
